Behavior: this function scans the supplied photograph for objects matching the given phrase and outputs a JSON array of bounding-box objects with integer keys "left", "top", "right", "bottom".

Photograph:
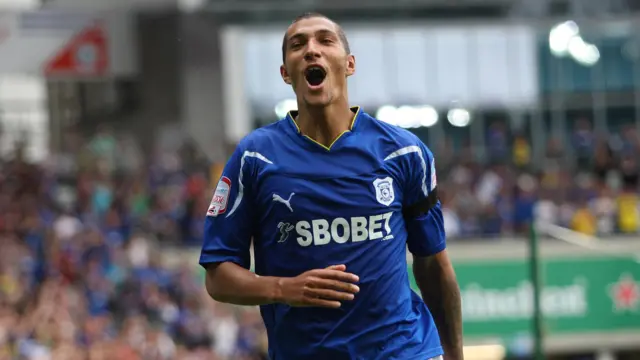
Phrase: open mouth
[{"left": 304, "top": 66, "right": 326, "bottom": 87}]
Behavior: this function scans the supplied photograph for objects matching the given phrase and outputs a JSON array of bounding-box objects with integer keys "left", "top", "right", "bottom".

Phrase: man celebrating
[{"left": 200, "top": 13, "right": 463, "bottom": 360}]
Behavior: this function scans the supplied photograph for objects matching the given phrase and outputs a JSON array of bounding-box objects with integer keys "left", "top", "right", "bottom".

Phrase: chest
[
  {"left": 259, "top": 165, "right": 402, "bottom": 213},
  {"left": 252, "top": 166, "right": 404, "bottom": 246}
]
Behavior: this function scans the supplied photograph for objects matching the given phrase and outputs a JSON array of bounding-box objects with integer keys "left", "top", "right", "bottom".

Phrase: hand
[{"left": 278, "top": 264, "right": 360, "bottom": 308}]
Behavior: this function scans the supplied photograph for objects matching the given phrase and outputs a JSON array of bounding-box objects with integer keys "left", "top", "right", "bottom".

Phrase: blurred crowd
[
  {"left": 0, "top": 127, "right": 268, "bottom": 360},
  {"left": 437, "top": 118, "right": 640, "bottom": 238},
  {"left": 0, "top": 114, "right": 639, "bottom": 359}
]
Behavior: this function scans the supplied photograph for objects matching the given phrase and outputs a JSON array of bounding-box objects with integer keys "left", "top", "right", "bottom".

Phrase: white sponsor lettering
[
  {"left": 331, "top": 217, "right": 350, "bottom": 244},
  {"left": 461, "top": 278, "right": 588, "bottom": 321},
  {"left": 295, "top": 212, "right": 393, "bottom": 247},
  {"left": 312, "top": 219, "right": 330, "bottom": 246}
]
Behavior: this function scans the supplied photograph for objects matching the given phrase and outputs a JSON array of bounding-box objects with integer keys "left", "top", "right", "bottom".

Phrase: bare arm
[
  {"left": 205, "top": 262, "right": 360, "bottom": 308},
  {"left": 413, "top": 249, "right": 463, "bottom": 360},
  {"left": 205, "top": 262, "right": 282, "bottom": 306}
]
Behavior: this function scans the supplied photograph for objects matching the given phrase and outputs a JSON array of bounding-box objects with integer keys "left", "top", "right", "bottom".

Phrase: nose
[{"left": 304, "top": 40, "right": 321, "bottom": 61}]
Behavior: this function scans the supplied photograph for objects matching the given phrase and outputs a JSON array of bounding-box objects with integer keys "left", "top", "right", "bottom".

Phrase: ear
[
  {"left": 280, "top": 64, "right": 292, "bottom": 85},
  {"left": 345, "top": 54, "right": 356, "bottom": 77}
]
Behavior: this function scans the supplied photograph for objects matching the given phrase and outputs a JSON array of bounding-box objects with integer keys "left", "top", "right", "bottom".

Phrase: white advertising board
[{"left": 0, "top": 9, "right": 137, "bottom": 77}]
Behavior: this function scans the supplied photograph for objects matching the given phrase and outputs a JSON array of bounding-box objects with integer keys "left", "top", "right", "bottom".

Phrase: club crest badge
[{"left": 373, "top": 177, "right": 395, "bottom": 206}]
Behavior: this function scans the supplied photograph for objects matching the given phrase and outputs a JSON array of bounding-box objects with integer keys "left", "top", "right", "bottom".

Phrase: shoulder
[
  {"left": 231, "top": 119, "right": 295, "bottom": 167},
  {"left": 224, "top": 121, "right": 291, "bottom": 176},
  {"left": 236, "top": 120, "right": 289, "bottom": 152},
  {"left": 362, "top": 113, "right": 438, "bottom": 195},
  {"left": 360, "top": 111, "right": 434, "bottom": 161}
]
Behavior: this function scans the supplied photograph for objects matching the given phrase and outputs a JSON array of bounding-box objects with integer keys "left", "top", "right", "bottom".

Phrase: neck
[{"left": 295, "top": 99, "right": 354, "bottom": 148}]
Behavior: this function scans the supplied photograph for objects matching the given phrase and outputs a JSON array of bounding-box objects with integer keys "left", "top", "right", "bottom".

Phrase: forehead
[{"left": 286, "top": 17, "right": 339, "bottom": 39}]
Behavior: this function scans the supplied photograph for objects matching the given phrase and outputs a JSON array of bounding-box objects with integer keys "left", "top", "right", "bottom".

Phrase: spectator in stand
[
  {"left": 512, "top": 133, "right": 531, "bottom": 170},
  {"left": 572, "top": 117, "right": 596, "bottom": 172},
  {"left": 486, "top": 120, "right": 510, "bottom": 164},
  {"left": 571, "top": 198, "right": 597, "bottom": 236}
]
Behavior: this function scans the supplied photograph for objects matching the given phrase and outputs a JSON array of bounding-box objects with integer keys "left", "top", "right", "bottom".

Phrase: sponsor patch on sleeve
[{"left": 207, "top": 176, "right": 231, "bottom": 217}]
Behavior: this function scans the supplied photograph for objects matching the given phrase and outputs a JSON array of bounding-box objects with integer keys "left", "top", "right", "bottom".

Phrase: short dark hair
[{"left": 281, "top": 12, "right": 351, "bottom": 64}]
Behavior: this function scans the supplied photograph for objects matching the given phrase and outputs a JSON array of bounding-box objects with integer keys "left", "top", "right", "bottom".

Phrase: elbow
[
  {"left": 204, "top": 264, "right": 231, "bottom": 303},
  {"left": 205, "top": 278, "right": 222, "bottom": 302},
  {"left": 206, "top": 277, "right": 233, "bottom": 304}
]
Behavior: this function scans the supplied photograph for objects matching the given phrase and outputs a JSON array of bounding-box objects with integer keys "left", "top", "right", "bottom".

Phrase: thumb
[{"left": 326, "top": 264, "right": 347, "bottom": 271}]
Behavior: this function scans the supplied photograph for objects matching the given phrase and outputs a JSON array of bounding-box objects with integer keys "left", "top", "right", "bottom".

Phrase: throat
[
  {"left": 305, "top": 127, "right": 347, "bottom": 149},
  {"left": 294, "top": 106, "right": 356, "bottom": 149}
]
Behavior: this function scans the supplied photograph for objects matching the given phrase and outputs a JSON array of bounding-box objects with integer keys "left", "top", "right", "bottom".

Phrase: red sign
[
  {"left": 44, "top": 23, "right": 108, "bottom": 76},
  {"left": 609, "top": 273, "right": 640, "bottom": 312}
]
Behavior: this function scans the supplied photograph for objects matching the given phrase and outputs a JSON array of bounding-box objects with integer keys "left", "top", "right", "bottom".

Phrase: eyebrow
[
  {"left": 288, "top": 28, "right": 337, "bottom": 43},
  {"left": 287, "top": 33, "right": 305, "bottom": 43}
]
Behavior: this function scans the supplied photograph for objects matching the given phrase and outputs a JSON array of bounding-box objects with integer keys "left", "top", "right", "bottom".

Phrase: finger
[
  {"left": 312, "top": 278, "right": 360, "bottom": 294},
  {"left": 306, "top": 288, "right": 355, "bottom": 301},
  {"left": 315, "top": 270, "right": 360, "bottom": 284},
  {"left": 325, "top": 264, "right": 346, "bottom": 271},
  {"left": 304, "top": 298, "right": 342, "bottom": 309}
]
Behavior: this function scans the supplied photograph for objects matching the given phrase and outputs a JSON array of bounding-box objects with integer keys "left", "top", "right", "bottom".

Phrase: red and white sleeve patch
[{"left": 207, "top": 176, "right": 231, "bottom": 217}]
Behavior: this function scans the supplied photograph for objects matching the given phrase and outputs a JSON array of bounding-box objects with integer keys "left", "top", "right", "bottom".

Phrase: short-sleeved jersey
[{"left": 200, "top": 107, "right": 446, "bottom": 360}]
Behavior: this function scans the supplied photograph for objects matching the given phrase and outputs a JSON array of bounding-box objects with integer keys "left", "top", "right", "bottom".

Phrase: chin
[{"left": 303, "top": 93, "right": 332, "bottom": 107}]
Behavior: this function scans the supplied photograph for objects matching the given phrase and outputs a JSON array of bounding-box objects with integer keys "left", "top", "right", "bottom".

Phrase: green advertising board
[
  {"left": 410, "top": 256, "right": 640, "bottom": 340},
  {"left": 188, "top": 241, "right": 640, "bottom": 351}
]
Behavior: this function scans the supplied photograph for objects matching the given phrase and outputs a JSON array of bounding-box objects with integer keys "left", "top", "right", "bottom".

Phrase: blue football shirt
[{"left": 200, "top": 107, "right": 446, "bottom": 360}]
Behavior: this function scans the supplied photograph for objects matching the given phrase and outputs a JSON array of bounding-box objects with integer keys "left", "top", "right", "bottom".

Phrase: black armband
[{"left": 402, "top": 187, "right": 439, "bottom": 218}]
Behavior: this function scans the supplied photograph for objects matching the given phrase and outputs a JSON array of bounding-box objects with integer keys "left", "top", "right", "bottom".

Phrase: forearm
[
  {"left": 414, "top": 254, "right": 464, "bottom": 359},
  {"left": 205, "top": 261, "right": 283, "bottom": 306}
]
